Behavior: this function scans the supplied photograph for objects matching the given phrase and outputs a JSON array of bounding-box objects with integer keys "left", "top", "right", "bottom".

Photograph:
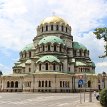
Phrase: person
[{"left": 93, "top": 91, "right": 96, "bottom": 97}]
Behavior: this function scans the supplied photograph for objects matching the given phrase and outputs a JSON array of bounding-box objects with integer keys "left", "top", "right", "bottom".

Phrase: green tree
[
  {"left": 100, "top": 89, "right": 107, "bottom": 107},
  {"left": 93, "top": 27, "right": 107, "bottom": 58}
]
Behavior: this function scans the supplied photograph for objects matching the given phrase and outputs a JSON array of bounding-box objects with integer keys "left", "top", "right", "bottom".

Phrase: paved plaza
[{"left": 0, "top": 92, "right": 101, "bottom": 107}]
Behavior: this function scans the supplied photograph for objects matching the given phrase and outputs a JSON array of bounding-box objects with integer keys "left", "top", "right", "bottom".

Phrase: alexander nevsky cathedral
[{"left": 0, "top": 16, "right": 106, "bottom": 92}]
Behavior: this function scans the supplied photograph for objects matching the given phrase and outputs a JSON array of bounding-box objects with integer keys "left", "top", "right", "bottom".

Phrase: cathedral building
[{"left": 0, "top": 16, "right": 106, "bottom": 92}]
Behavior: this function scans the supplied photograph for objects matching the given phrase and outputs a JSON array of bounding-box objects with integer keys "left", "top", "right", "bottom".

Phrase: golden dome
[{"left": 40, "top": 16, "right": 68, "bottom": 25}]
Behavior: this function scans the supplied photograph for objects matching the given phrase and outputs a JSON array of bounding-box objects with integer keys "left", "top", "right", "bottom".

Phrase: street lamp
[{"left": 102, "top": 72, "right": 106, "bottom": 89}]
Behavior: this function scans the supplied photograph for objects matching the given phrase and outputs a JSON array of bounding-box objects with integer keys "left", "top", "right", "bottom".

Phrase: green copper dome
[
  {"left": 21, "top": 43, "right": 34, "bottom": 52},
  {"left": 73, "top": 42, "right": 87, "bottom": 50},
  {"left": 36, "top": 55, "right": 60, "bottom": 63},
  {"left": 38, "top": 36, "right": 64, "bottom": 45}
]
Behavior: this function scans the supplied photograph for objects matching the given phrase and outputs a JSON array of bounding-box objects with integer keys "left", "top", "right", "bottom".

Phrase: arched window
[
  {"left": 56, "top": 25, "right": 59, "bottom": 30},
  {"left": 46, "top": 63, "right": 48, "bottom": 70},
  {"left": 15, "top": 81, "right": 18, "bottom": 88},
  {"left": 54, "top": 44, "right": 57, "bottom": 51},
  {"left": 49, "top": 81, "right": 51, "bottom": 87},
  {"left": 39, "top": 64, "right": 41, "bottom": 71},
  {"left": 45, "top": 81, "right": 47, "bottom": 87},
  {"left": 11, "top": 81, "right": 14, "bottom": 88},
  {"left": 29, "top": 68, "right": 31, "bottom": 72},
  {"left": 51, "top": 25, "right": 53, "bottom": 30},
  {"left": 60, "top": 45, "right": 62, "bottom": 52},
  {"left": 46, "top": 25, "right": 48, "bottom": 31},
  {"left": 7, "top": 81, "right": 10, "bottom": 88},
  {"left": 66, "top": 27, "right": 67, "bottom": 32},
  {"left": 59, "top": 65, "right": 61, "bottom": 71},
  {"left": 62, "top": 63, "right": 63, "bottom": 71},
  {"left": 25, "top": 52, "right": 26, "bottom": 58},
  {"left": 60, "top": 81, "right": 62, "bottom": 87},
  {"left": 29, "top": 51, "right": 31, "bottom": 57},
  {"left": 48, "top": 44, "right": 50, "bottom": 51},
  {"left": 63, "top": 81, "right": 65, "bottom": 87},
  {"left": 42, "top": 27, "right": 43, "bottom": 32},
  {"left": 53, "top": 63, "right": 56, "bottom": 70},
  {"left": 43, "top": 45, "right": 44, "bottom": 51},
  {"left": 88, "top": 81, "right": 91, "bottom": 87},
  {"left": 80, "top": 50, "right": 82, "bottom": 56},
  {"left": 61, "top": 26, "right": 64, "bottom": 31},
  {"left": 38, "top": 81, "right": 41, "bottom": 87},
  {"left": 42, "top": 81, "right": 44, "bottom": 87}
]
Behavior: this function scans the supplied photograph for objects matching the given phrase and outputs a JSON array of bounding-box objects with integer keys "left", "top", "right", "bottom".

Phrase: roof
[
  {"left": 73, "top": 42, "right": 87, "bottom": 50},
  {"left": 21, "top": 43, "right": 35, "bottom": 52},
  {"left": 40, "top": 16, "right": 68, "bottom": 25},
  {"left": 36, "top": 55, "right": 60, "bottom": 63},
  {"left": 76, "top": 61, "right": 87, "bottom": 66},
  {"left": 38, "top": 36, "right": 64, "bottom": 45}
]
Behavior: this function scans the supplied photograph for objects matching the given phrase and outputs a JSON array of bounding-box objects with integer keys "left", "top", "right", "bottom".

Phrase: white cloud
[{"left": 96, "top": 62, "right": 107, "bottom": 67}]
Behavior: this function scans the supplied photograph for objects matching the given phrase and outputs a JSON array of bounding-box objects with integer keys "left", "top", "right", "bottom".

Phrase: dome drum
[{"left": 37, "top": 16, "right": 71, "bottom": 36}]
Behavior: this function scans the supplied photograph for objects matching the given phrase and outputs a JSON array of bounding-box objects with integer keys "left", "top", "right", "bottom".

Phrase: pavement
[
  {"left": 0, "top": 93, "right": 102, "bottom": 107},
  {"left": 76, "top": 101, "right": 101, "bottom": 107}
]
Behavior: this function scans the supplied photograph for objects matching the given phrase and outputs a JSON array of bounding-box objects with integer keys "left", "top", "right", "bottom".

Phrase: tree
[
  {"left": 93, "top": 27, "right": 107, "bottom": 58},
  {"left": 100, "top": 89, "right": 107, "bottom": 107}
]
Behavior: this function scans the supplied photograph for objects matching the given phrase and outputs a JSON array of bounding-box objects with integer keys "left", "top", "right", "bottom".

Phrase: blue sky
[{"left": 0, "top": 0, "right": 107, "bottom": 74}]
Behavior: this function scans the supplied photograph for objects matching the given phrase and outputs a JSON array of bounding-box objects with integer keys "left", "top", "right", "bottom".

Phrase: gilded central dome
[{"left": 41, "top": 16, "right": 68, "bottom": 25}]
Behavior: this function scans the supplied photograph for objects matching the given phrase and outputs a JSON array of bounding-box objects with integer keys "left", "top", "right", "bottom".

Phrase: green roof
[
  {"left": 76, "top": 61, "right": 87, "bottom": 66},
  {"left": 21, "top": 43, "right": 34, "bottom": 51},
  {"left": 36, "top": 55, "right": 60, "bottom": 63},
  {"left": 73, "top": 42, "right": 87, "bottom": 50},
  {"left": 38, "top": 36, "right": 64, "bottom": 45}
]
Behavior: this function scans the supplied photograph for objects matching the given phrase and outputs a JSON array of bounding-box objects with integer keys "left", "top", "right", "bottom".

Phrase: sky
[{"left": 0, "top": 0, "right": 107, "bottom": 74}]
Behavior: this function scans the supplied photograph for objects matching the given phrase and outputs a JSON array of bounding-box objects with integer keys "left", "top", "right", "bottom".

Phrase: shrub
[{"left": 100, "top": 89, "right": 107, "bottom": 107}]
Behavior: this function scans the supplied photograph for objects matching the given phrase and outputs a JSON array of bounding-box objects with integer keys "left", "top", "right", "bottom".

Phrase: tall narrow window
[
  {"left": 63, "top": 81, "right": 65, "bottom": 87},
  {"left": 51, "top": 25, "right": 53, "bottom": 30},
  {"left": 60, "top": 45, "right": 62, "bottom": 52},
  {"left": 53, "top": 63, "right": 56, "bottom": 70},
  {"left": 60, "top": 81, "right": 62, "bottom": 87},
  {"left": 49, "top": 81, "right": 51, "bottom": 87},
  {"left": 42, "top": 27, "right": 43, "bottom": 32},
  {"left": 42, "top": 81, "right": 44, "bottom": 87},
  {"left": 62, "top": 63, "right": 63, "bottom": 71},
  {"left": 56, "top": 25, "right": 59, "bottom": 30},
  {"left": 39, "top": 64, "right": 41, "bottom": 71},
  {"left": 88, "top": 81, "right": 91, "bottom": 87},
  {"left": 25, "top": 52, "right": 26, "bottom": 58},
  {"left": 46, "top": 63, "right": 48, "bottom": 70},
  {"left": 46, "top": 25, "right": 48, "bottom": 31},
  {"left": 29, "top": 68, "right": 31, "bottom": 72},
  {"left": 45, "top": 81, "right": 47, "bottom": 87},
  {"left": 68, "top": 67, "right": 70, "bottom": 72},
  {"left": 43, "top": 45, "right": 44, "bottom": 51},
  {"left": 54, "top": 44, "right": 57, "bottom": 51},
  {"left": 29, "top": 51, "right": 31, "bottom": 57},
  {"left": 15, "top": 81, "right": 18, "bottom": 88},
  {"left": 66, "top": 27, "right": 67, "bottom": 32},
  {"left": 61, "top": 26, "right": 64, "bottom": 31},
  {"left": 48, "top": 44, "right": 50, "bottom": 51},
  {"left": 11, "top": 81, "right": 14, "bottom": 88},
  {"left": 38, "top": 81, "right": 41, "bottom": 87},
  {"left": 7, "top": 81, "right": 10, "bottom": 88},
  {"left": 59, "top": 65, "right": 61, "bottom": 71}
]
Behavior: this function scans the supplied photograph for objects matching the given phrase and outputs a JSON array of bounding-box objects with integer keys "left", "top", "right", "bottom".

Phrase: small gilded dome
[{"left": 40, "top": 16, "right": 68, "bottom": 25}]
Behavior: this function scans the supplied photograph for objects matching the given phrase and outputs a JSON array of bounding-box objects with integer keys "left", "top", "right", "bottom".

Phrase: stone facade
[{"left": 0, "top": 16, "right": 106, "bottom": 92}]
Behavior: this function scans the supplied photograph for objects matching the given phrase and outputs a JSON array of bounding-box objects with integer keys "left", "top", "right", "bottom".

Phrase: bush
[{"left": 100, "top": 89, "right": 107, "bottom": 107}]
